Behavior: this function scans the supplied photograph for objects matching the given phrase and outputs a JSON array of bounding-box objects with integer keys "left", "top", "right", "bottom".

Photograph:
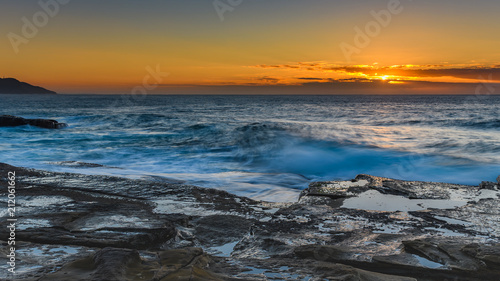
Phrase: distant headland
[{"left": 0, "top": 78, "right": 56, "bottom": 94}]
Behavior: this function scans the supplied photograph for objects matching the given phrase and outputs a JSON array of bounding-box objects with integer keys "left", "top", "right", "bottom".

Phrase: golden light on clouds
[{"left": 246, "top": 62, "right": 500, "bottom": 87}]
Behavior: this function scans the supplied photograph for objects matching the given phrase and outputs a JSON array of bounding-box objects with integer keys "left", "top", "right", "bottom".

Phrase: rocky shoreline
[{"left": 1, "top": 162, "right": 499, "bottom": 280}]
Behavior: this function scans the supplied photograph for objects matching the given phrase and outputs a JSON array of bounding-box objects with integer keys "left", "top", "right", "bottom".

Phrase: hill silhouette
[{"left": 0, "top": 78, "right": 56, "bottom": 94}]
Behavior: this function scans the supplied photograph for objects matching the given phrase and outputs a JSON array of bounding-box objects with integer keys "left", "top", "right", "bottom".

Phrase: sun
[{"left": 381, "top": 75, "right": 389, "bottom": 80}]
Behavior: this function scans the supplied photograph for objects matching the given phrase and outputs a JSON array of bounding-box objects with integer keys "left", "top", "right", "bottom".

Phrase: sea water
[{"left": 1, "top": 94, "right": 499, "bottom": 202}]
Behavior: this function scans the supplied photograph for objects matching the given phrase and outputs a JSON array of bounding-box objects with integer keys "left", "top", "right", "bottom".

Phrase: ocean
[{"left": 1, "top": 94, "right": 499, "bottom": 202}]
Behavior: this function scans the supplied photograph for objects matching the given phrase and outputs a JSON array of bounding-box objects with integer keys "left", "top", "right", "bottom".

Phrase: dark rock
[
  {"left": 300, "top": 177, "right": 371, "bottom": 201},
  {"left": 403, "top": 240, "right": 448, "bottom": 265},
  {"left": 461, "top": 243, "right": 500, "bottom": 269},
  {"left": 28, "top": 117, "right": 68, "bottom": 129},
  {"left": 479, "top": 181, "right": 498, "bottom": 190},
  {"left": 312, "top": 262, "right": 418, "bottom": 281},
  {"left": 155, "top": 248, "right": 226, "bottom": 280},
  {"left": 301, "top": 174, "right": 475, "bottom": 202},
  {"left": 92, "top": 248, "right": 142, "bottom": 281},
  {"left": 403, "top": 239, "right": 485, "bottom": 271},
  {"left": 0, "top": 77, "right": 56, "bottom": 94},
  {"left": 295, "top": 246, "right": 418, "bottom": 280},
  {"left": 295, "top": 244, "right": 350, "bottom": 262},
  {"left": 39, "top": 247, "right": 227, "bottom": 281},
  {"left": 378, "top": 178, "right": 465, "bottom": 199},
  {"left": 50, "top": 161, "right": 114, "bottom": 168},
  {"left": 372, "top": 253, "right": 427, "bottom": 268},
  {"left": 0, "top": 115, "right": 67, "bottom": 129},
  {"left": 37, "top": 248, "right": 142, "bottom": 281},
  {"left": 17, "top": 224, "right": 176, "bottom": 250},
  {"left": 295, "top": 243, "right": 498, "bottom": 280},
  {"left": 2, "top": 164, "right": 500, "bottom": 281},
  {"left": 0, "top": 115, "right": 27, "bottom": 126},
  {"left": 194, "top": 215, "right": 253, "bottom": 245},
  {"left": 355, "top": 174, "right": 385, "bottom": 187}
]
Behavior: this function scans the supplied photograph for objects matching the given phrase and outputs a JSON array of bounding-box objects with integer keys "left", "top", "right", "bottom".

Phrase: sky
[{"left": 1, "top": 0, "right": 500, "bottom": 94}]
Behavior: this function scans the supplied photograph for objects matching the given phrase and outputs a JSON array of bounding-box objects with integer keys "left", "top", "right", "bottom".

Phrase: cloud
[
  {"left": 256, "top": 76, "right": 281, "bottom": 83},
  {"left": 297, "top": 77, "right": 324, "bottom": 81},
  {"left": 389, "top": 68, "right": 500, "bottom": 80},
  {"left": 250, "top": 62, "right": 500, "bottom": 82},
  {"left": 332, "top": 66, "right": 500, "bottom": 80}
]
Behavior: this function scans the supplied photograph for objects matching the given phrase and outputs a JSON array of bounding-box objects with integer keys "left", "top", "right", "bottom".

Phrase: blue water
[{"left": 1, "top": 94, "right": 499, "bottom": 201}]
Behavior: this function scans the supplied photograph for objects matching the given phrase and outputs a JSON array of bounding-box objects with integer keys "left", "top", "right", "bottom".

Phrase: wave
[{"left": 2, "top": 95, "right": 500, "bottom": 201}]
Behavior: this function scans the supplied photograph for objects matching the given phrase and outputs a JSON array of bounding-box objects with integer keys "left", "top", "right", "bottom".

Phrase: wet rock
[
  {"left": 2, "top": 164, "right": 500, "bottom": 280},
  {"left": 93, "top": 248, "right": 142, "bottom": 281},
  {"left": 299, "top": 178, "right": 370, "bottom": 204},
  {"left": 314, "top": 262, "right": 418, "bottom": 281},
  {"left": 38, "top": 248, "right": 142, "bottom": 281},
  {"left": 0, "top": 171, "right": 176, "bottom": 252},
  {"left": 0, "top": 115, "right": 67, "bottom": 129},
  {"left": 17, "top": 225, "right": 175, "bottom": 250},
  {"left": 372, "top": 253, "right": 431, "bottom": 269},
  {"left": 194, "top": 215, "right": 253, "bottom": 246},
  {"left": 295, "top": 244, "right": 351, "bottom": 262},
  {"left": 295, "top": 243, "right": 497, "bottom": 280},
  {"left": 461, "top": 243, "right": 500, "bottom": 269},
  {"left": 428, "top": 198, "right": 500, "bottom": 238},
  {"left": 480, "top": 181, "right": 498, "bottom": 190},
  {"left": 155, "top": 248, "right": 227, "bottom": 280},
  {"left": 0, "top": 242, "right": 95, "bottom": 280},
  {"left": 301, "top": 174, "right": 476, "bottom": 202},
  {"left": 27, "top": 118, "right": 68, "bottom": 129},
  {"left": 403, "top": 240, "right": 449, "bottom": 265},
  {"left": 403, "top": 239, "right": 483, "bottom": 271},
  {"left": 39, "top": 247, "right": 227, "bottom": 281},
  {"left": 377, "top": 177, "right": 473, "bottom": 200},
  {"left": 50, "top": 161, "right": 116, "bottom": 168},
  {"left": 0, "top": 115, "right": 26, "bottom": 126},
  {"left": 295, "top": 246, "right": 418, "bottom": 280}
]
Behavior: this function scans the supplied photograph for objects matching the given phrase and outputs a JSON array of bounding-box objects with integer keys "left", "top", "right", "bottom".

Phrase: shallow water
[{"left": 1, "top": 94, "right": 499, "bottom": 201}]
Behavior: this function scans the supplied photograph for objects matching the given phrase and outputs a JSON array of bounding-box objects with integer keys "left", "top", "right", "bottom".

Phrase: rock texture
[
  {"left": 0, "top": 78, "right": 56, "bottom": 94},
  {"left": 1, "top": 163, "right": 499, "bottom": 280},
  {"left": 0, "top": 115, "right": 67, "bottom": 129}
]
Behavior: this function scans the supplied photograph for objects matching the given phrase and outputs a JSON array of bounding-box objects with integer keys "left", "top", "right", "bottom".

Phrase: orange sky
[{"left": 1, "top": 0, "right": 500, "bottom": 94}]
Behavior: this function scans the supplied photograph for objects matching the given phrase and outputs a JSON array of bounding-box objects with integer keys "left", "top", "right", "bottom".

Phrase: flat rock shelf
[{"left": 1, "top": 163, "right": 499, "bottom": 280}]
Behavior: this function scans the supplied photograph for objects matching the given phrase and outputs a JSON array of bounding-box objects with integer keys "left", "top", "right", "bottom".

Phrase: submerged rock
[{"left": 0, "top": 115, "right": 67, "bottom": 129}]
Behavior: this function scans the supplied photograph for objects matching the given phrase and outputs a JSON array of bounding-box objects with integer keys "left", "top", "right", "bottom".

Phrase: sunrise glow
[{"left": 1, "top": 1, "right": 499, "bottom": 94}]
